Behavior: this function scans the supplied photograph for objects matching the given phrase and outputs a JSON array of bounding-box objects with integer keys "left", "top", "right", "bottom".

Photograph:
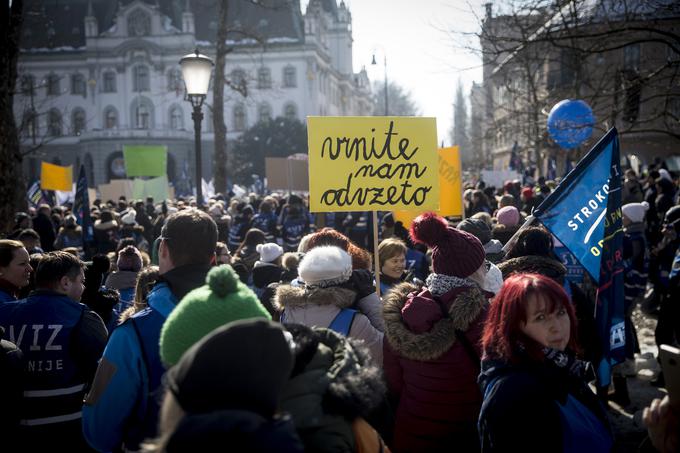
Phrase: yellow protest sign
[
  {"left": 307, "top": 117, "right": 439, "bottom": 212},
  {"left": 40, "top": 161, "right": 73, "bottom": 192},
  {"left": 393, "top": 146, "right": 462, "bottom": 228}
]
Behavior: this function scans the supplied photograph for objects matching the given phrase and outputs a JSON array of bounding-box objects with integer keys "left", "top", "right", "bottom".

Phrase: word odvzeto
[{"left": 319, "top": 121, "right": 432, "bottom": 207}]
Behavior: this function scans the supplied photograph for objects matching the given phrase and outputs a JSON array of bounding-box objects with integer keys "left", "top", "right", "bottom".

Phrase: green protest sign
[{"left": 123, "top": 145, "right": 167, "bottom": 177}]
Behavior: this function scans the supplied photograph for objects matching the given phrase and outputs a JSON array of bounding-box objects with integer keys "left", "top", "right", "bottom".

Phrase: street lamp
[
  {"left": 371, "top": 52, "right": 388, "bottom": 115},
  {"left": 180, "top": 48, "right": 214, "bottom": 206}
]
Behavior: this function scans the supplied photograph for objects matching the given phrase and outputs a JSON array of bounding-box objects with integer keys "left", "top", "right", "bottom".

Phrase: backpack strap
[{"left": 328, "top": 308, "right": 357, "bottom": 336}]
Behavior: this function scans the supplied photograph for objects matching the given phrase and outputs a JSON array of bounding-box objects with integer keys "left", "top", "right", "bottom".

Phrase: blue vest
[
  {"left": 123, "top": 282, "right": 176, "bottom": 448},
  {"left": 0, "top": 291, "right": 86, "bottom": 429},
  {"left": 557, "top": 395, "right": 613, "bottom": 453},
  {"left": 252, "top": 212, "right": 277, "bottom": 241},
  {"left": 282, "top": 217, "right": 308, "bottom": 251}
]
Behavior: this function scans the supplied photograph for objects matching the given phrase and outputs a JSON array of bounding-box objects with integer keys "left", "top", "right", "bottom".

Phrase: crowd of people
[{"left": 0, "top": 162, "right": 678, "bottom": 452}]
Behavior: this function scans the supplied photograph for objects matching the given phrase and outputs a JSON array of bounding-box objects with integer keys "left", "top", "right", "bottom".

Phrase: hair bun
[
  {"left": 207, "top": 265, "right": 239, "bottom": 297},
  {"left": 409, "top": 212, "right": 449, "bottom": 247}
]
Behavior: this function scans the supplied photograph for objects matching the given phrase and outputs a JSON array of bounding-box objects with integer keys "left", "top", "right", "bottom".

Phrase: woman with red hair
[{"left": 478, "top": 273, "right": 612, "bottom": 452}]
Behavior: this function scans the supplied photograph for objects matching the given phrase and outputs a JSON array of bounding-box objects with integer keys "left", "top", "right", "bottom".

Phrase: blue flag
[
  {"left": 73, "top": 166, "right": 94, "bottom": 247},
  {"left": 533, "top": 128, "right": 625, "bottom": 387}
]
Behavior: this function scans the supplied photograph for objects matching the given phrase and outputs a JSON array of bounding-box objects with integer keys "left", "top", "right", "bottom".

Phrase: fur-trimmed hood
[
  {"left": 273, "top": 284, "right": 356, "bottom": 311},
  {"left": 383, "top": 282, "right": 488, "bottom": 361},
  {"left": 497, "top": 255, "right": 566, "bottom": 281}
]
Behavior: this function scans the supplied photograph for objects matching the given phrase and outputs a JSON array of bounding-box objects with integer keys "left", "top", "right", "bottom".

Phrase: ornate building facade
[{"left": 14, "top": 0, "right": 373, "bottom": 187}]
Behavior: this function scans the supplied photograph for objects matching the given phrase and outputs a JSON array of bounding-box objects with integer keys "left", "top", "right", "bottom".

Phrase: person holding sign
[{"left": 382, "top": 213, "right": 490, "bottom": 452}]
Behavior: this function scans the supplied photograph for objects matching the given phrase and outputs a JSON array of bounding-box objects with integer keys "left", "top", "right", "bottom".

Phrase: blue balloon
[{"left": 547, "top": 99, "right": 595, "bottom": 149}]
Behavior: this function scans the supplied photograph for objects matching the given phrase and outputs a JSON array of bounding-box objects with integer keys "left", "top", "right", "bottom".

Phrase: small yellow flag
[{"left": 41, "top": 161, "right": 73, "bottom": 192}]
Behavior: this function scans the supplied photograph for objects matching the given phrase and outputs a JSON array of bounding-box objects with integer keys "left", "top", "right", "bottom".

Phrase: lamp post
[
  {"left": 371, "top": 53, "right": 388, "bottom": 115},
  {"left": 180, "top": 48, "right": 214, "bottom": 206}
]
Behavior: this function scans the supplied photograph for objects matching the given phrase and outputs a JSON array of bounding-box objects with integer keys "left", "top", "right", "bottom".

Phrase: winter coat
[
  {"left": 0, "top": 326, "right": 24, "bottom": 448},
  {"left": 53, "top": 226, "right": 83, "bottom": 250},
  {"left": 165, "top": 411, "right": 304, "bottom": 452},
  {"left": 478, "top": 355, "right": 612, "bottom": 452},
  {"left": 497, "top": 255, "right": 602, "bottom": 364},
  {"left": 94, "top": 220, "right": 119, "bottom": 254},
  {"left": 483, "top": 239, "right": 505, "bottom": 264},
  {"left": 383, "top": 282, "right": 489, "bottom": 453},
  {"left": 105, "top": 270, "right": 139, "bottom": 313},
  {"left": 280, "top": 324, "right": 387, "bottom": 453},
  {"left": 491, "top": 224, "right": 519, "bottom": 246},
  {"left": 253, "top": 262, "right": 284, "bottom": 290},
  {"left": 83, "top": 264, "right": 211, "bottom": 452},
  {"left": 275, "top": 285, "right": 384, "bottom": 365},
  {"left": 33, "top": 212, "right": 56, "bottom": 252}
]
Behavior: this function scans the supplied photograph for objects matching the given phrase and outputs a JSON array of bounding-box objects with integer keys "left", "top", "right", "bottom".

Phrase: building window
[
  {"left": 169, "top": 106, "right": 184, "bottom": 130},
  {"left": 257, "top": 103, "right": 272, "bottom": 123},
  {"left": 133, "top": 65, "right": 150, "bottom": 92},
  {"left": 103, "top": 71, "right": 117, "bottom": 93},
  {"left": 71, "top": 74, "right": 86, "bottom": 96},
  {"left": 72, "top": 108, "right": 86, "bottom": 135},
  {"left": 283, "top": 102, "right": 297, "bottom": 121},
  {"left": 47, "top": 74, "right": 61, "bottom": 96},
  {"left": 560, "top": 49, "right": 579, "bottom": 86},
  {"left": 128, "top": 9, "right": 151, "bottom": 37},
  {"left": 230, "top": 69, "right": 246, "bottom": 91},
  {"left": 233, "top": 103, "right": 247, "bottom": 131},
  {"left": 132, "top": 97, "right": 154, "bottom": 129},
  {"left": 623, "top": 77, "right": 642, "bottom": 123},
  {"left": 48, "top": 109, "right": 62, "bottom": 136},
  {"left": 20, "top": 75, "right": 35, "bottom": 96},
  {"left": 283, "top": 66, "right": 296, "bottom": 88},
  {"left": 167, "top": 69, "right": 183, "bottom": 93},
  {"left": 104, "top": 107, "right": 118, "bottom": 129},
  {"left": 21, "top": 111, "right": 37, "bottom": 139},
  {"left": 624, "top": 44, "right": 641, "bottom": 72},
  {"left": 257, "top": 67, "right": 271, "bottom": 89}
]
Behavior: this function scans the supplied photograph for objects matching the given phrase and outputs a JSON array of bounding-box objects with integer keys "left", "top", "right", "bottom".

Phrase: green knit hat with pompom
[{"left": 160, "top": 265, "right": 271, "bottom": 366}]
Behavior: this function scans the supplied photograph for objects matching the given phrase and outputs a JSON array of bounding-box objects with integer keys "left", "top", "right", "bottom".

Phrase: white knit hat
[
  {"left": 121, "top": 209, "right": 137, "bottom": 225},
  {"left": 622, "top": 201, "right": 649, "bottom": 224},
  {"left": 298, "top": 246, "right": 352, "bottom": 288},
  {"left": 256, "top": 243, "right": 284, "bottom": 263}
]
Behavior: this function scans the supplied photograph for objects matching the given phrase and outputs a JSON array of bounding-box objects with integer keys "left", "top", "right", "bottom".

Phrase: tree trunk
[
  {"left": 0, "top": 0, "right": 25, "bottom": 233},
  {"left": 212, "top": 0, "right": 229, "bottom": 196}
]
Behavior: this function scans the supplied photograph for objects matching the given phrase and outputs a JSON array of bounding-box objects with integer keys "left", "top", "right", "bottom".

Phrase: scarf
[{"left": 425, "top": 272, "right": 478, "bottom": 297}]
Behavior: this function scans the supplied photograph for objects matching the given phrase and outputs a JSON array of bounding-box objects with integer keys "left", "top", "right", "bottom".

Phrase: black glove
[{"left": 348, "top": 269, "right": 376, "bottom": 299}]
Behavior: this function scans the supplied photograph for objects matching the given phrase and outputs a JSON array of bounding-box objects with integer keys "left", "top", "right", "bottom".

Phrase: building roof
[{"left": 21, "top": 0, "right": 305, "bottom": 51}]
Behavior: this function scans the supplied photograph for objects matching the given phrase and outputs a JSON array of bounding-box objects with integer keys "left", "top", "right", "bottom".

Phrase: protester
[
  {"left": 93, "top": 210, "right": 120, "bottom": 254},
  {"left": 33, "top": 204, "right": 57, "bottom": 252},
  {"left": 251, "top": 197, "right": 279, "bottom": 242},
  {"left": 227, "top": 204, "right": 253, "bottom": 252},
  {"left": 215, "top": 241, "right": 231, "bottom": 265},
  {"left": 622, "top": 169, "right": 644, "bottom": 204},
  {"left": 17, "top": 228, "right": 44, "bottom": 254},
  {"left": 492, "top": 206, "right": 521, "bottom": 246},
  {"left": 0, "top": 251, "right": 108, "bottom": 451},
  {"left": 231, "top": 228, "right": 267, "bottom": 285},
  {"left": 498, "top": 226, "right": 601, "bottom": 368},
  {"left": 83, "top": 209, "right": 217, "bottom": 452},
  {"left": 457, "top": 217, "right": 505, "bottom": 263},
  {"left": 377, "top": 237, "right": 408, "bottom": 295},
  {"left": 275, "top": 245, "right": 384, "bottom": 364},
  {"left": 382, "top": 212, "right": 490, "bottom": 452},
  {"left": 118, "top": 265, "right": 160, "bottom": 324},
  {"left": 470, "top": 189, "right": 492, "bottom": 215},
  {"left": 53, "top": 214, "right": 84, "bottom": 251},
  {"left": 148, "top": 319, "right": 303, "bottom": 452},
  {"left": 0, "top": 240, "right": 32, "bottom": 303},
  {"left": 281, "top": 323, "right": 389, "bottom": 452},
  {"left": 478, "top": 273, "right": 612, "bottom": 452},
  {"left": 252, "top": 242, "right": 285, "bottom": 299},
  {"left": 280, "top": 200, "right": 311, "bottom": 252},
  {"left": 104, "top": 245, "right": 143, "bottom": 314}
]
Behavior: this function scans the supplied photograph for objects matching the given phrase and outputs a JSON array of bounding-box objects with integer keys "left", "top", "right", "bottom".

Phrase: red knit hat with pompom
[{"left": 410, "top": 212, "right": 485, "bottom": 278}]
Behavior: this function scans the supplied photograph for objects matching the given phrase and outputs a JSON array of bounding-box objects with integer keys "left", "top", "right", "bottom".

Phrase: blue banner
[
  {"left": 73, "top": 166, "right": 94, "bottom": 246},
  {"left": 533, "top": 128, "right": 625, "bottom": 387}
]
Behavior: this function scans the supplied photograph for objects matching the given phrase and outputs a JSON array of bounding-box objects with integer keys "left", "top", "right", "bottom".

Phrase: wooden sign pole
[{"left": 373, "top": 210, "right": 381, "bottom": 298}]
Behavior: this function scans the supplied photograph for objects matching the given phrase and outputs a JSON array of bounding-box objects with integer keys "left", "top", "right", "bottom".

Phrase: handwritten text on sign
[{"left": 307, "top": 117, "right": 439, "bottom": 212}]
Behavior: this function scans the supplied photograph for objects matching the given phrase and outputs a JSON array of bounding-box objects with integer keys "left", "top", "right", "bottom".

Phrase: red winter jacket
[{"left": 383, "top": 282, "right": 489, "bottom": 453}]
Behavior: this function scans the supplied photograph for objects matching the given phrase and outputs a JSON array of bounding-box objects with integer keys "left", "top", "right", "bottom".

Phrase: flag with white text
[{"left": 533, "top": 128, "right": 625, "bottom": 387}]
